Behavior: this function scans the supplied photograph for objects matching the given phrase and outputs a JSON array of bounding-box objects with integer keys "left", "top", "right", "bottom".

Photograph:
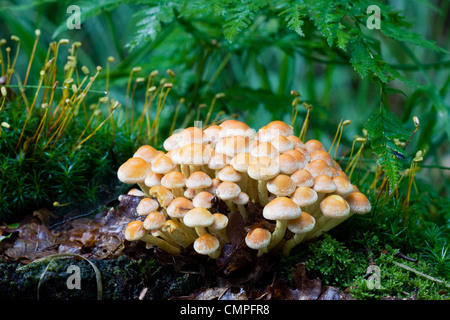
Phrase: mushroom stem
[
  {"left": 237, "top": 204, "right": 247, "bottom": 220},
  {"left": 258, "top": 180, "right": 269, "bottom": 206},
  {"left": 195, "top": 226, "right": 209, "bottom": 237},
  {"left": 137, "top": 182, "right": 151, "bottom": 197},
  {"left": 141, "top": 233, "right": 181, "bottom": 254},
  {"left": 181, "top": 164, "right": 190, "bottom": 178},
  {"left": 268, "top": 220, "right": 288, "bottom": 251},
  {"left": 282, "top": 233, "right": 306, "bottom": 256},
  {"left": 162, "top": 220, "right": 193, "bottom": 248}
]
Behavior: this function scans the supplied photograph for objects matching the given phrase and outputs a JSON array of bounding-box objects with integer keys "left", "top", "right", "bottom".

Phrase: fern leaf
[{"left": 364, "top": 107, "right": 410, "bottom": 193}]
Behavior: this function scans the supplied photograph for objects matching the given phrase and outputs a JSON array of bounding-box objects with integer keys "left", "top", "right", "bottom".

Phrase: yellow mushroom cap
[
  {"left": 291, "top": 186, "right": 318, "bottom": 207},
  {"left": 152, "top": 155, "right": 176, "bottom": 174},
  {"left": 332, "top": 176, "right": 354, "bottom": 197},
  {"left": 305, "top": 159, "right": 333, "bottom": 178},
  {"left": 275, "top": 153, "right": 300, "bottom": 175},
  {"left": 215, "top": 135, "right": 250, "bottom": 158},
  {"left": 186, "top": 171, "right": 213, "bottom": 190},
  {"left": 184, "top": 207, "right": 215, "bottom": 228},
  {"left": 166, "top": 197, "right": 194, "bottom": 219},
  {"left": 245, "top": 227, "right": 272, "bottom": 250},
  {"left": 144, "top": 171, "right": 164, "bottom": 188},
  {"left": 193, "top": 191, "right": 215, "bottom": 209},
  {"left": 124, "top": 221, "right": 147, "bottom": 241},
  {"left": 283, "top": 149, "right": 309, "bottom": 168},
  {"left": 149, "top": 185, "right": 174, "bottom": 207},
  {"left": 208, "top": 152, "right": 229, "bottom": 171},
  {"left": 263, "top": 197, "right": 301, "bottom": 221},
  {"left": 216, "top": 181, "right": 241, "bottom": 200},
  {"left": 247, "top": 158, "right": 280, "bottom": 181},
  {"left": 313, "top": 175, "right": 337, "bottom": 193},
  {"left": 161, "top": 171, "right": 186, "bottom": 189},
  {"left": 267, "top": 174, "right": 296, "bottom": 197},
  {"left": 133, "top": 145, "right": 160, "bottom": 163},
  {"left": 304, "top": 139, "right": 326, "bottom": 155},
  {"left": 230, "top": 152, "right": 253, "bottom": 172},
  {"left": 136, "top": 197, "right": 160, "bottom": 215},
  {"left": 310, "top": 150, "right": 335, "bottom": 167},
  {"left": 217, "top": 165, "right": 242, "bottom": 182},
  {"left": 286, "top": 135, "right": 305, "bottom": 149},
  {"left": 291, "top": 169, "right": 314, "bottom": 187},
  {"left": 287, "top": 212, "right": 316, "bottom": 234},
  {"left": 219, "top": 119, "right": 255, "bottom": 138},
  {"left": 178, "top": 143, "right": 211, "bottom": 166},
  {"left": 250, "top": 141, "right": 279, "bottom": 159},
  {"left": 118, "top": 157, "right": 153, "bottom": 184},
  {"left": 193, "top": 233, "right": 220, "bottom": 255},
  {"left": 271, "top": 135, "right": 294, "bottom": 153},
  {"left": 209, "top": 213, "right": 229, "bottom": 231},
  {"left": 345, "top": 192, "right": 371, "bottom": 214},
  {"left": 143, "top": 211, "right": 166, "bottom": 230},
  {"left": 320, "top": 195, "right": 350, "bottom": 219}
]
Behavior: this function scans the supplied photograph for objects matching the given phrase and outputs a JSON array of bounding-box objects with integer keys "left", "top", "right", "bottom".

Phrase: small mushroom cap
[
  {"left": 291, "top": 186, "right": 318, "bottom": 207},
  {"left": 291, "top": 169, "right": 314, "bottom": 187},
  {"left": 256, "top": 121, "right": 293, "bottom": 142},
  {"left": 313, "top": 175, "right": 337, "bottom": 193},
  {"left": 245, "top": 228, "right": 272, "bottom": 250},
  {"left": 219, "top": 119, "right": 255, "bottom": 138},
  {"left": 184, "top": 207, "right": 215, "bottom": 228},
  {"left": 178, "top": 143, "right": 211, "bottom": 165},
  {"left": 263, "top": 197, "right": 301, "bottom": 221},
  {"left": 209, "top": 213, "right": 229, "bottom": 231},
  {"left": 233, "top": 192, "right": 249, "bottom": 205},
  {"left": 166, "top": 197, "right": 194, "bottom": 218},
  {"left": 144, "top": 171, "right": 163, "bottom": 187},
  {"left": 215, "top": 135, "right": 250, "bottom": 158},
  {"left": 208, "top": 152, "right": 229, "bottom": 170},
  {"left": 163, "top": 133, "right": 179, "bottom": 151},
  {"left": 304, "top": 139, "right": 326, "bottom": 155},
  {"left": 149, "top": 185, "right": 174, "bottom": 207},
  {"left": 136, "top": 197, "right": 160, "bottom": 215},
  {"left": 250, "top": 141, "right": 279, "bottom": 159},
  {"left": 286, "top": 135, "right": 305, "bottom": 149},
  {"left": 283, "top": 149, "right": 309, "bottom": 168},
  {"left": 193, "top": 191, "right": 215, "bottom": 208},
  {"left": 186, "top": 171, "right": 213, "bottom": 189},
  {"left": 271, "top": 135, "right": 294, "bottom": 153},
  {"left": 152, "top": 155, "right": 176, "bottom": 174},
  {"left": 305, "top": 159, "right": 332, "bottom": 178},
  {"left": 320, "top": 195, "right": 350, "bottom": 219},
  {"left": 230, "top": 152, "right": 253, "bottom": 172},
  {"left": 267, "top": 174, "right": 296, "bottom": 197},
  {"left": 161, "top": 171, "right": 186, "bottom": 189},
  {"left": 287, "top": 212, "right": 316, "bottom": 234},
  {"left": 345, "top": 192, "right": 371, "bottom": 214},
  {"left": 275, "top": 153, "right": 300, "bottom": 175},
  {"left": 126, "top": 188, "right": 146, "bottom": 197},
  {"left": 133, "top": 145, "right": 161, "bottom": 163},
  {"left": 310, "top": 150, "right": 335, "bottom": 167},
  {"left": 247, "top": 158, "right": 280, "bottom": 181},
  {"left": 217, "top": 165, "right": 242, "bottom": 182},
  {"left": 193, "top": 234, "right": 220, "bottom": 255},
  {"left": 118, "top": 157, "right": 153, "bottom": 184},
  {"left": 332, "top": 176, "right": 354, "bottom": 197},
  {"left": 143, "top": 211, "right": 166, "bottom": 230},
  {"left": 216, "top": 181, "right": 241, "bottom": 200},
  {"left": 176, "top": 126, "right": 205, "bottom": 147},
  {"left": 203, "top": 125, "right": 222, "bottom": 145},
  {"left": 124, "top": 221, "right": 147, "bottom": 241}
]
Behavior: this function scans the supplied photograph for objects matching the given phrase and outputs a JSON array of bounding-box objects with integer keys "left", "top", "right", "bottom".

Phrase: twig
[{"left": 393, "top": 261, "right": 449, "bottom": 288}]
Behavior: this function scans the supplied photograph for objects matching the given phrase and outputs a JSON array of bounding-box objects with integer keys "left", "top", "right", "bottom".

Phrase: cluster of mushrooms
[{"left": 118, "top": 120, "right": 371, "bottom": 259}]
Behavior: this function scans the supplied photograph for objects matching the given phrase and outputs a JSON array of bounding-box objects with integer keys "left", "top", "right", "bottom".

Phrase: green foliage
[{"left": 364, "top": 104, "right": 411, "bottom": 193}]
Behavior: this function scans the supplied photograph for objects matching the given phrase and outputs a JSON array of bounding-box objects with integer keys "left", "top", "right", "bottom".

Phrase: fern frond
[{"left": 364, "top": 106, "right": 410, "bottom": 193}]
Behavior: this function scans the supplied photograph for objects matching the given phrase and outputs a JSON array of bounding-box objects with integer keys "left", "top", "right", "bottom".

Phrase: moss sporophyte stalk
[{"left": 118, "top": 119, "right": 372, "bottom": 258}]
